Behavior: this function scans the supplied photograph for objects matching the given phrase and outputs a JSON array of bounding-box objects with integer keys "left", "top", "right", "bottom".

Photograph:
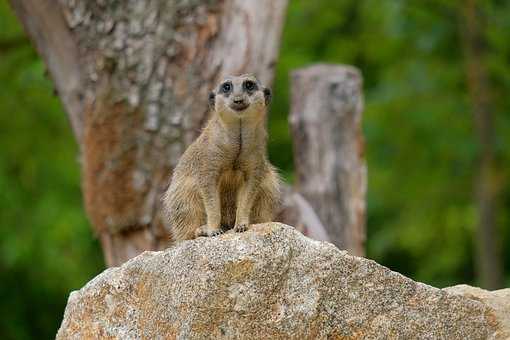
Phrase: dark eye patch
[
  {"left": 221, "top": 82, "right": 232, "bottom": 95},
  {"left": 243, "top": 80, "right": 258, "bottom": 93}
]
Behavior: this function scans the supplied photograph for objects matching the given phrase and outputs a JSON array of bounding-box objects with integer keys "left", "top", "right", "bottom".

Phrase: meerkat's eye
[
  {"left": 243, "top": 80, "right": 257, "bottom": 92},
  {"left": 221, "top": 82, "right": 232, "bottom": 93}
]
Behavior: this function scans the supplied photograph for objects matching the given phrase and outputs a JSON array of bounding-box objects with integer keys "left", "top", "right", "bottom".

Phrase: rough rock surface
[
  {"left": 445, "top": 284, "right": 510, "bottom": 339},
  {"left": 57, "top": 223, "right": 506, "bottom": 339}
]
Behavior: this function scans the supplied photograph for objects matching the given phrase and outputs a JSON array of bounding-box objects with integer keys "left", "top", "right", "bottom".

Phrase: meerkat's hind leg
[
  {"left": 250, "top": 194, "right": 274, "bottom": 225},
  {"left": 250, "top": 168, "right": 281, "bottom": 224},
  {"left": 164, "top": 179, "right": 207, "bottom": 241},
  {"left": 167, "top": 200, "right": 204, "bottom": 241}
]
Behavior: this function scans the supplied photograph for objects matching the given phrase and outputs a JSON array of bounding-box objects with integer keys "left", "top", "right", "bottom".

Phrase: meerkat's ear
[
  {"left": 263, "top": 87, "right": 272, "bottom": 106},
  {"left": 208, "top": 91, "right": 215, "bottom": 109}
]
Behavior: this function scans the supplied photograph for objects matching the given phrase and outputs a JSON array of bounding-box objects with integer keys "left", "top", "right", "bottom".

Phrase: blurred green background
[{"left": 1, "top": 0, "right": 509, "bottom": 339}]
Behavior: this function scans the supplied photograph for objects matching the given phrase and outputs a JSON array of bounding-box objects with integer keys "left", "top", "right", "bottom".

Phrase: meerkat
[{"left": 162, "top": 74, "right": 281, "bottom": 241}]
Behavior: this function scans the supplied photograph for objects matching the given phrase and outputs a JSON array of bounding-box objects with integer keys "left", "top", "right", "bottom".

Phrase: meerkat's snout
[{"left": 230, "top": 96, "right": 249, "bottom": 111}]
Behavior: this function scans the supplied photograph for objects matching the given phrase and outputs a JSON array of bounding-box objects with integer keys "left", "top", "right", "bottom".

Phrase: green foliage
[
  {"left": 0, "top": 3, "right": 103, "bottom": 339},
  {"left": 269, "top": 0, "right": 510, "bottom": 290},
  {"left": 1, "top": 0, "right": 509, "bottom": 338}
]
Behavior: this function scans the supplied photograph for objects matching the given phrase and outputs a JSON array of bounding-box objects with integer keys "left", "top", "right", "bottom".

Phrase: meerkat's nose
[{"left": 233, "top": 97, "right": 244, "bottom": 104}]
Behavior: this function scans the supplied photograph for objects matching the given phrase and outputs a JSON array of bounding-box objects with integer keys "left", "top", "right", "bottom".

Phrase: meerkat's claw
[
  {"left": 196, "top": 225, "right": 224, "bottom": 238},
  {"left": 221, "top": 224, "right": 233, "bottom": 231},
  {"left": 233, "top": 223, "right": 248, "bottom": 233}
]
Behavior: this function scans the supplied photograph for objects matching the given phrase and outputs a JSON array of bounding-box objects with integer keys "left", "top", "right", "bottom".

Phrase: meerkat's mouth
[{"left": 230, "top": 102, "right": 249, "bottom": 112}]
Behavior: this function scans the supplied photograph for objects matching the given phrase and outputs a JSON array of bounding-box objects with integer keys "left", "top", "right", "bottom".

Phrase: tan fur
[{"left": 162, "top": 75, "right": 281, "bottom": 241}]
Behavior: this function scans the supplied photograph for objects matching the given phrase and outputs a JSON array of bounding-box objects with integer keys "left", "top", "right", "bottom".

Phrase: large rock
[
  {"left": 445, "top": 285, "right": 510, "bottom": 339},
  {"left": 57, "top": 223, "right": 508, "bottom": 339}
]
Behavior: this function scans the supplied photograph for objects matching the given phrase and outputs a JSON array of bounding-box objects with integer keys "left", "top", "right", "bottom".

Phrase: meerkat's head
[{"left": 209, "top": 74, "right": 271, "bottom": 121}]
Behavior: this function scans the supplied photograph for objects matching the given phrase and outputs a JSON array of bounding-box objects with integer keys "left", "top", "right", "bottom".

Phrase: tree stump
[{"left": 290, "top": 64, "right": 366, "bottom": 256}]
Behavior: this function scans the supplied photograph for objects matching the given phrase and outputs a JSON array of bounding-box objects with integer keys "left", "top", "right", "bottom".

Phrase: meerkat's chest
[{"left": 218, "top": 129, "right": 259, "bottom": 169}]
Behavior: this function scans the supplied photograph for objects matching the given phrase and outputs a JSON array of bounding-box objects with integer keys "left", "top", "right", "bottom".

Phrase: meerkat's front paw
[
  {"left": 233, "top": 223, "right": 248, "bottom": 233},
  {"left": 196, "top": 225, "right": 224, "bottom": 238}
]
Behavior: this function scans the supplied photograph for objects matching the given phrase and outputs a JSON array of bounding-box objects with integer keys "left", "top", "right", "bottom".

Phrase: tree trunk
[
  {"left": 10, "top": 0, "right": 288, "bottom": 266},
  {"left": 460, "top": 0, "right": 503, "bottom": 289},
  {"left": 289, "top": 64, "right": 366, "bottom": 256}
]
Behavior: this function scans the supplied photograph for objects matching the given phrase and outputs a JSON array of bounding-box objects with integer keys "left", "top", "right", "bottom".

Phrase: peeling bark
[
  {"left": 289, "top": 64, "right": 366, "bottom": 256},
  {"left": 10, "top": 0, "right": 288, "bottom": 266},
  {"left": 8, "top": 0, "right": 84, "bottom": 141}
]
